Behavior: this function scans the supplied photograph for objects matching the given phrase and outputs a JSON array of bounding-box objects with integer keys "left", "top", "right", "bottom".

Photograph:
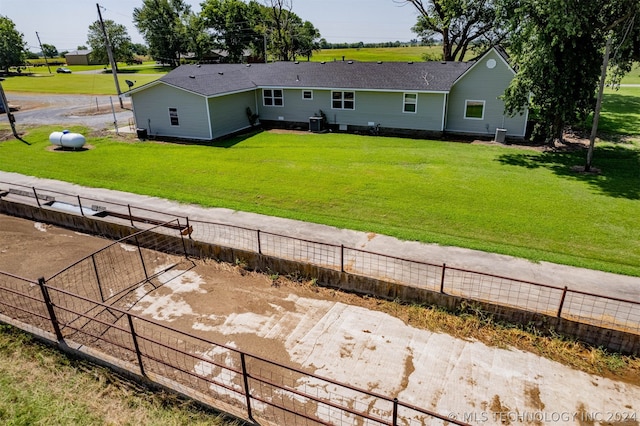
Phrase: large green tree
[
  {"left": 87, "top": 19, "right": 134, "bottom": 66},
  {"left": 41, "top": 43, "right": 58, "bottom": 58},
  {"left": 262, "top": 0, "right": 322, "bottom": 62},
  {"left": 201, "top": 0, "right": 262, "bottom": 63},
  {"left": 0, "top": 15, "right": 26, "bottom": 73},
  {"left": 503, "top": 0, "right": 640, "bottom": 144},
  {"left": 133, "top": 0, "right": 192, "bottom": 68},
  {"left": 397, "top": 0, "right": 505, "bottom": 61}
]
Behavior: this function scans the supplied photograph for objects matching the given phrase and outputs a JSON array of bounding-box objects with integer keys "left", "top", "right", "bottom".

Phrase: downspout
[
  {"left": 441, "top": 93, "right": 448, "bottom": 131},
  {"left": 205, "top": 96, "right": 213, "bottom": 139}
]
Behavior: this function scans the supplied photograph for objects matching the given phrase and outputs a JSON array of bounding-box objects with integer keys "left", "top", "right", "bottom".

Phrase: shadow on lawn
[
  {"left": 497, "top": 145, "right": 640, "bottom": 200},
  {"left": 598, "top": 92, "right": 640, "bottom": 135}
]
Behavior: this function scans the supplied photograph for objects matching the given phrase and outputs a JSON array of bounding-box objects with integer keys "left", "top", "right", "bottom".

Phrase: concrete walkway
[{"left": 2, "top": 171, "right": 640, "bottom": 425}]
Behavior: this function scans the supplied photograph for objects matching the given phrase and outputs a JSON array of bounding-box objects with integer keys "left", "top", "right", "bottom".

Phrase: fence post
[
  {"left": 257, "top": 230, "right": 262, "bottom": 255},
  {"left": 557, "top": 286, "right": 568, "bottom": 318},
  {"left": 177, "top": 219, "right": 189, "bottom": 258},
  {"left": 91, "top": 254, "right": 105, "bottom": 303},
  {"left": 186, "top": 217, "right": 192, "bottom": 240},
  {"left": 76, "top": 195, "right": 85, "bottom": 217},
  {"left": 32, "top": 187, "right": 41, "bottom": 208},
  {"left": 127, "top": 314, "right": 146, "bottom": 377},
  {"left": 134, "top": 235, "right": 149, "bottom": 281},
  {"left": 38, "top": 277, "right": 64, "bottom": 342},
  {"left": 392, "top": 398, "right": 399, "bottom": 426},
  {"left": 240, "top": 353, "right": 254, "bottom": 421},
  {"left": 440, "top": 263, "right": 446, "bottom": 293},
  {"left": 127, "top": 204, "right": 135, "bottom": 227},
  {"left": 340, "top": 245, "right": 344, "bottom": 273}
]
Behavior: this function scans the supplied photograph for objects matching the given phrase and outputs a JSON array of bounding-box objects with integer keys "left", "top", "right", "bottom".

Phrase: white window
[
  {"left": 263, "top": 89, "right": 284, "bottom": 107},
  {"left": 302, "top": 90, "right": 313, "bottom": 100},
  {"left": 464, "top": 100, "right": 485, "bottom": 120},
  {"left": 403, "top": 93, "right": 418, "bottom": 113},
  {"left": 332, "top": 91, "right": 355, "bottom": 110},
  {"left": 168, "top": 107, "right": 179, "bottom": 126}
]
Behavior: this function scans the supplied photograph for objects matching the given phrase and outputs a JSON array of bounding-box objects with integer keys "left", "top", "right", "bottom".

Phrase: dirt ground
[{"left": 0, "top": 214, "right": 366, "bottom": 367}]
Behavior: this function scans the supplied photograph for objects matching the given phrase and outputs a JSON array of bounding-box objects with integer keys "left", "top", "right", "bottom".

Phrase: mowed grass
[
  {"left": 311, "top": 46, "right": 443, "bottom": 62},
  {"left": 0, "top": 73, "right": 160, "bottom": 95},
  {"left": 599, "top": 86, "right": 640, "bottom": 134},
  {"left": 0, "top": 325, "right": 240, "bottom": 426},
  {"left": 0, "top": 126, "right": 639, "bottom": 277}
]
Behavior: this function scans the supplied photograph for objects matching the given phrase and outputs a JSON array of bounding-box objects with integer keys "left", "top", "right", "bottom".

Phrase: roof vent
[
  {"left": 377, "top": 61, "right": 382, "bottom": 64},
  {"left": 246, "top": 64, "right": 251, "bottom": 67},
  {"left": 321, "top": 61, "right": 326, "bottom": 64},
  {"left": 348, "top": 61, "right": 353, "bottom": 64},
  {"left": 218, "top": 72, "right": 224, "bottom": 75},
  {"left": 189, "top": 75, "right": 195, "bottom": 79},
  {"left": 441, "top": 62, "right": 446, "bottom": 65},
  {"left": 408, "top": 61, "right": 414, "bottom": 64},
  {"left": 295, "top": 61, "right": 299, "bottom": 64}
]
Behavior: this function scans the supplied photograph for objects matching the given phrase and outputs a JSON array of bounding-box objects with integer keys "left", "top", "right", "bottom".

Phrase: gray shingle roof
[{"left": 158, "top": 60, "right": 474, "bottom": 97}]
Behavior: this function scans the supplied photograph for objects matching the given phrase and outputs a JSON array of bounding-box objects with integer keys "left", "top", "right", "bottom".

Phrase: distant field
[
  {"left": 0, "top": 73, "right": 160, "bottom": 95},
  {"left": 310, "top": 46, "right": 445, "bottom": 63},
  {"left": 620, "top": 63, "right": 640, "bottom": 85}
]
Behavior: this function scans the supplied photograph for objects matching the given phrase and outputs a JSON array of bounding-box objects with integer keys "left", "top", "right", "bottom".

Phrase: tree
[
  {"left": 396, "top": 0, "right": 505, "bottom": 61},
  {"left": 76, "top": 45, "right": 88, "bottom": 50},
  {"left": 502, "top": 0, "right": 640, "bottom": 144},
  {"left": 0, "top": 15, "right": 26, "bottom": 73},
  {"left": 41, "top": 43, "right": 58, "bottom": 58},
  {"left": 260, "top": 0, "right": 321, "bottom": 62},
  {"left": 133, "top": 0, "right": 192, "bottom": 68},
  {"left": 292, "top": 20, "right": 321, "bottom": 61},
  {"left": 87, "top": 19, "right": 134, "bottom": 66},
  {"left": 131, "top": 43, "right": 149, "bottom": 56},
  {"left": 201, "top": 0, "right": 260, "bottom": 63}
]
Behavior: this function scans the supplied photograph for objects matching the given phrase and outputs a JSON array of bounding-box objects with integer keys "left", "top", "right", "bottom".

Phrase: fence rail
[
  {"left": 0, "top": 266, "right": 468, "bottom": 425},
  {"left": 2, "top": 181, "right": 639, "bottom": 336}
]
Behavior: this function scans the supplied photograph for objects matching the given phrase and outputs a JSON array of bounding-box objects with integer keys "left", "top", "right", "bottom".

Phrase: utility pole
[
  {"left": 35, "top": 32, "right": 52, "bottom": 74},
  {"left": 585, "top": 34, "right": 612, "bottom": 172},
  {"left": 0, "top": 78, "right": 21, "bottom": 141},
  {"left": 97, "top": 3, "right": 123, "bottom": 108}
]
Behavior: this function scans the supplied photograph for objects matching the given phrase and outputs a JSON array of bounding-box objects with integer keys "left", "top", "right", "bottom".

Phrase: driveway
[{"left": 0, "top": 92, "right": 134, "bottom": 131}]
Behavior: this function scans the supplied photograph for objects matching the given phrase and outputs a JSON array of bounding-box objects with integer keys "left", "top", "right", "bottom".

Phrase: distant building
[{"left": 65, "top": 50, "right": 93, "bottom": 66}]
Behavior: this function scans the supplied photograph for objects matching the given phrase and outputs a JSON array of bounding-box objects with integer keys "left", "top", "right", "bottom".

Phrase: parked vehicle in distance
[{"left": 56, "top": 67, "right": 72, "bottom": 74}]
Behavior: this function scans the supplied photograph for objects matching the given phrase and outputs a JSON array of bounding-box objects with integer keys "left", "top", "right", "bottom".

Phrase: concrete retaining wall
[{"left": 2, "top": 198, "right": 638, "bottom": 355}]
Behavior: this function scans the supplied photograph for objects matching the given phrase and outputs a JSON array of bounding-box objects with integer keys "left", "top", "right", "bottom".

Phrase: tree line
[{"left": 0, "top": 0, "right": 639, "bottom": 145}]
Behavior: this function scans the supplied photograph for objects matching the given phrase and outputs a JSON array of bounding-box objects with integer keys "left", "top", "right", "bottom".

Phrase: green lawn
[
  {"left": 1, "top": 127, "right": 638, "bottom": 277},
  {"left": 599, "top": 86, "right": 640, "bottom": 135},
  {"left": 0, "top": 73, "right": 161, "bottom": 95},
  {"left": 310, "top": 46, "right": 444, "bottom": 62}
]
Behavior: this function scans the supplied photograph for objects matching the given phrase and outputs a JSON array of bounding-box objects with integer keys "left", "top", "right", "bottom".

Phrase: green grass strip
[{"left": 1, "top": 126, "right": 639, "bottom": 277}]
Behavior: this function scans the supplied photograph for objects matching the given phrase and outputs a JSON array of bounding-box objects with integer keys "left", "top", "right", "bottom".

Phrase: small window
[
  {"left": 263, "top": 89, "right": 284, "bottom": 107},
  {"left": 465, "top": 100, "right": 485, "bottom": 119},
  {"left": 332, "top": 91, "right": 355, "bottom": 110},
  {"left": 403, "top": 93, "right": 417, "bottom": 113},
  {"left": 169, "top": 107, "right": 179, "bottom": 126},
  {"left": 302, "top": 90, "right": 313, "bottom": 100}
]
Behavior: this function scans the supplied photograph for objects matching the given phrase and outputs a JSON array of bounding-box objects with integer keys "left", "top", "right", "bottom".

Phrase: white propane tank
[{"left": 49, "top": 130, "right": 86, "bottom": 149}]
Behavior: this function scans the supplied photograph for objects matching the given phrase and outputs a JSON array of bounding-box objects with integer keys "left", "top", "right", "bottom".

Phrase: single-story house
[
  {"left": 64, "top": 50, "right": 93, "bottom": 66},
  {"left": 124, "top": 47, "right": 528, "bottom": 141}
]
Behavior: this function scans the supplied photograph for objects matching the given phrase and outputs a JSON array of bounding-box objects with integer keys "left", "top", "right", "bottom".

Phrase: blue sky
[{"left": 0, "top": 0, "right": 420, "bottom": 52}]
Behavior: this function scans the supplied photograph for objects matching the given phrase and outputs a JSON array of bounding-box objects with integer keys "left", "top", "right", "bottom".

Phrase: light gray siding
[
  {"left": 446, "top": 50, "right": 527, "bottom": 138},
  {"left": 258, "top": 88, "right": 446, "bottom": 131},
  {"left": 208, "top": 90, "right": 257, "bottom": 139},
  {"left": 132, "top": 84, "right": 211, "bottom": 140}
]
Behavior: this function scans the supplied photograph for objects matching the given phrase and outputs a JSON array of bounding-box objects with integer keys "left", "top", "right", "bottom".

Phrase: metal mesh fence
[
  {"left": 444, "top": 268, "right": 565, "bottom": 316},
  {"left": 0, "top": 272, "right": 51, "bottom": 333},
  {"left": 260, "top": 232, "right": 341, "bottom": 269},
  {"left": 190, "top": 220, "right": 258, "bottom": 253},
  {"left": 344, "top": 247, "right": 442, "bottom": 291},
  {"left": 562, "top": 291, "right": 640, "bottom": 334}
]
